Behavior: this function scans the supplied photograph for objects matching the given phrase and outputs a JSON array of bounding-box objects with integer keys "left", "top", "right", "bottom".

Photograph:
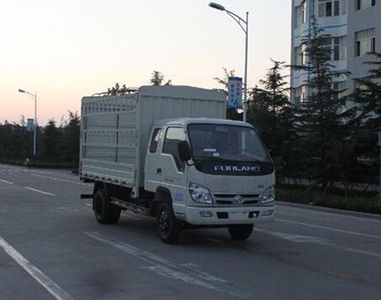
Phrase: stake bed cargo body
[
  {"left": 80, "top": 85, "right": 275, "bottom": 244},
  {"left": 80, "top": 86, "right": 226, "bottom": 197}
]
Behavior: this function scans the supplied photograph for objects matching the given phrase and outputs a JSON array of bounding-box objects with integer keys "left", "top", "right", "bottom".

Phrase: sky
[{"left": 0, "top": 0, "right": 291, "bottom": 125}]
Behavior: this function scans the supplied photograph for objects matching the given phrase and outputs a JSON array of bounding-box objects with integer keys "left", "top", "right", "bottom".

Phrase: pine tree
[
  {"left": 150, "top": 71, "right": 171, "bottom": 86},
  {"left": 247, "top": 60, "right": 294, "bottom": 177},
  {"left": 349, "top": 53, "right": 381, "bottom": 185},
  {"left": 290, "top": 20, "right": 349, "bottom": 191},
  {"left": 61, "top": 111, "right": 80, "bottom": 166},
  {"left": 41, "top": 120, "right": 62, "bottom": 163}
]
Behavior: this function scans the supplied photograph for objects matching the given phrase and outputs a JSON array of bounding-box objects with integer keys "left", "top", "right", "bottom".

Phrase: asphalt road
[{"left": 0, "top": 163, "right": 380, "bottom": 300}]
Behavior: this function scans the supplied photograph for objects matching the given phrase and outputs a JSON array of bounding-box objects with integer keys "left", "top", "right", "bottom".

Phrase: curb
[{"left": 277, "top": 200, "right": 381, "bottom": 221}]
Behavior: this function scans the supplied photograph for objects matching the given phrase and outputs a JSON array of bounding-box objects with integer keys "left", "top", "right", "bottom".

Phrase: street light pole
[
  {"left": 18, "top": 89, "right": 37, "bottom": 157},
  {"left": 243, "top": 11, "right": 248, "bottom": 123},
  {"left": 209, "top": 2, "right": 249, "bottom": 122}
]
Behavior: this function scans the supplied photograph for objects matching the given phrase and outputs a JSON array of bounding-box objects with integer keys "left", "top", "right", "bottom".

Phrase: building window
[
  {"left": 293, "top": 87, "right": 302, "bottom": 104},
  {"left": 355, "top": 29, "right": 376, "bottom": 56},
  {"left": 294, "top": 46, "right": 300, "bottom": 64},
  {"left": 371, "top": 37, "right": 376, "bottom": 53},
  {"left": 302, "top": 1, "right": 307, "bottom": 24},
  {"left": 301, "top": 86, "right": 308, "bottom": 102},
  {"left": 326, "top": 1, "right": 333, "bottom": 16},
  {"left": 294, "top": 1, "right": 307, "bottom": 28},
  {"left": 356, "top": 0, "right": 376, "bottom": 10},
  {"left": 300, "top": 44, "right": 308, "bottom": 65},
  {"left": 294, "top": 45, "right": 307, "bottom": 65},
  {"left": 294, "top": 5, "right": 301, "bottom": 28},
  {"left": 319, "top": 0, "right": 346, "bottom": 17},
  {"left": 332, "top": 36, "right": 347, "bottom": 61}
]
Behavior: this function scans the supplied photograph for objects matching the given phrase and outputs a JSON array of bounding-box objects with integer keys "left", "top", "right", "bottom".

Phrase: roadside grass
[{"left": 277, "top": 184, "right": 381, "bottom": 215}]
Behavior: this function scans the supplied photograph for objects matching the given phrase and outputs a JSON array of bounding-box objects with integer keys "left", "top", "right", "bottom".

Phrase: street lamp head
[
  {"left": 18, "top": 89, "right": 26, "bottom": 93},
  {"left": 209, "top": 2, "right": 225, "bottom": 11}
]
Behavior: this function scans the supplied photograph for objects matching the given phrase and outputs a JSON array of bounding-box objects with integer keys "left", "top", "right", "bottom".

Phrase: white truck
[{"left": 80, "top": 85, "right": 275, "bottom": 244}]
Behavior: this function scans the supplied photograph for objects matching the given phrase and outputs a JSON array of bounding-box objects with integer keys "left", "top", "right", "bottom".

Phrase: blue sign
[
  {"left": 227, "top": 77, "right": 242, "bottom": 109},
  {"left": 27, "top": 118, "right": 34, "bottom": 132},
  {"left": 378, "top": 131, "right": 381, "bottom": 146}
]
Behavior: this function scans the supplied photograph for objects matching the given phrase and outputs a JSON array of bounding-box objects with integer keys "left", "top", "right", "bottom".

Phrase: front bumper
[{"left": 184, "top": 205, "right": 275, "bottom": 226}]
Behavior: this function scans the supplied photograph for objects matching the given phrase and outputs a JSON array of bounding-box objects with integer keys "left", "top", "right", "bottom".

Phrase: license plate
[{"left": 230, "top": 211, "right": 249, "bottom": 220}]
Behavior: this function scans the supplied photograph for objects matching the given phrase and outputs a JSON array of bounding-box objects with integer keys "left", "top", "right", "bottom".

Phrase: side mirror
[{"left": 178, "top": 141, "right": 192, "bottom": 162}]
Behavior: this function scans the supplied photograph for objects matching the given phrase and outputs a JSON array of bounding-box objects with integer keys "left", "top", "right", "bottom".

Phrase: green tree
[
  {"left": 290, "top": 20, "right": 350, "bottom": 191},
  {"left": 214, "top": 67, "right": 236, "bottom": 91},
  {"left": 41, "top": 120, "right": 62, "bottom": 163},
  {"left": 107, "top": 82, "right": 129, "bottom": 96},
  {"left": 61, "top": 111, "right": 80, "bottom": 166},
  {"left": 0, "top": 121, "right": 31, "bottom": 162},
  {"left": 348, "top": 53, "right": 381, "bottom": 185},
  {"left": 246, "top": 60, "right": 294, "bottom": 177},
  {"left": 150, "top": 71, "right": 172, "bottom": 86}
]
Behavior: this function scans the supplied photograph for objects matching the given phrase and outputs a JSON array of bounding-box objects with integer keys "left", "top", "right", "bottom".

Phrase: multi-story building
[{"left": 291, "top": 0, "right": 380, "bottom": 104}]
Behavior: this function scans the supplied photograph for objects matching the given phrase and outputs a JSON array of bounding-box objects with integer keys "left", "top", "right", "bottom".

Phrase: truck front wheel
[
  {"left": 156, "top": 202, "right": 181, "bottom": 244},
  {"left": 93, "top": 189, "right": 121, "bottom": 224},
  {"left": 228, "top": 224, "right": 253, "bottom": 241}
]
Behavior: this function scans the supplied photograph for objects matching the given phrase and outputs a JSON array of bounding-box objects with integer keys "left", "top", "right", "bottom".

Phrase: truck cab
[{"left": 144, "top": 118, "right": 275, "bottom": 242}]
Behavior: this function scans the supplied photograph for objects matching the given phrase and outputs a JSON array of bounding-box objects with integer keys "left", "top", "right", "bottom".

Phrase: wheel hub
[{"left": 159, "top": 211, "right": 169, "bottom": 234}]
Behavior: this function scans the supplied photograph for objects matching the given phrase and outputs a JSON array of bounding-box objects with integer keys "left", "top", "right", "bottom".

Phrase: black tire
[
  {"left": 93, "top": 189, "right": 121, "bottom": 224},
  {"left": 228, "top": 224, "right": 253, "bottom": 241},
  {"left": 156, "top": 202, "right": 181, "bottom": 244}
]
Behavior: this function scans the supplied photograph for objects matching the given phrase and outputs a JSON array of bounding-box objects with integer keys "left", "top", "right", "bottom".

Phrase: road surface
[{"left": 0, "top": 163, "right": 380, "bottom": 300}]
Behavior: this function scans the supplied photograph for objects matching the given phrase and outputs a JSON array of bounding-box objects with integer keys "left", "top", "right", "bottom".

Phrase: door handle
[{"left": 156, "top": 168, "right": 162, "bottom": 174}]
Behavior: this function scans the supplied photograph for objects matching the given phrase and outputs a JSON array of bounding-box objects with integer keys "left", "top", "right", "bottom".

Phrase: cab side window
[
  {"left": 163, "top": 127, "right": 186, "bottom": 171},
  {"left": 149, "top": 128, "right": 161, "bottom": 153}
]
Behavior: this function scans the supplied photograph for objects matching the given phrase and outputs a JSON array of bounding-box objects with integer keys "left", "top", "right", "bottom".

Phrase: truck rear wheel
[
  {"left": 93, "top": 189, "right": 121, "bottom": 224},
  {"left": 156, "top": 202, "right": 181, "bottom": 244},
  {"left": 228, "top": 224, "right": 253, "bottom": 241}
]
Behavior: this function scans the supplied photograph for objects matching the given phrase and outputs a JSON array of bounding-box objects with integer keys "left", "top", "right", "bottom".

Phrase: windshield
[{"left": 188, "top": 124, "right": 270, "bottom": 162}]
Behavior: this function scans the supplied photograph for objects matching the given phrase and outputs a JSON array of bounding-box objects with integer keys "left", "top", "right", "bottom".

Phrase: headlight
[
  {"left": 259, "top": 186, "right": 275, "bottom": 205},
  {"left": 189, "top": 183, "right": 213, "bottom": 205}
]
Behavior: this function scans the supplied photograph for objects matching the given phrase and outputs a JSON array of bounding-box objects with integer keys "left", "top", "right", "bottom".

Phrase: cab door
[
  {"left": 159, "top": 126, "right": 189, "bottom": 213},
  {"left": 144, "top": 127, "right": 163, "bottom": 192}
]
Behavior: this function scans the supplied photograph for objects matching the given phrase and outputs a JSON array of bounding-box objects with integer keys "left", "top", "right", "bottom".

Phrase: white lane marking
[
  {"left": 256, "top": 228, "right": 329, "bottom": 243},
  {"left": 25, "top": 187, "right": 56, "bottom": 197},
  {"left": 85, "top": 231, "right": 249, "bottom": 299},
  {"left": 276, "top": 218, "right": 381, "bottom": 241},
  {"left": 330, "top": 244, "right": 381, "bottom": 259},
  {"left": 257, "top": 228, "right": 381, "bottom": 259},
  {"left": 85, "top": 203, "right": 92, "bottom": 207},
  {"left": 28, "top": 173, "right": 90, "bottom": 186},
  {"left": 0, "top": 179, "right": 13, "bottom": 185},
  {"left": 0, "top": 235, "right": 72, "bottom": 300}
]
